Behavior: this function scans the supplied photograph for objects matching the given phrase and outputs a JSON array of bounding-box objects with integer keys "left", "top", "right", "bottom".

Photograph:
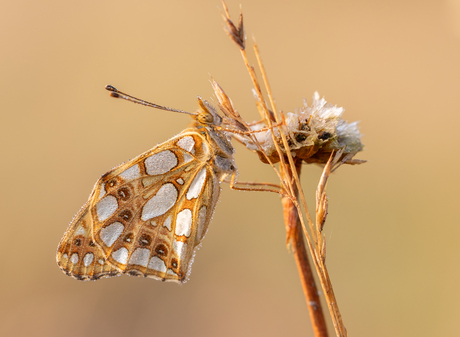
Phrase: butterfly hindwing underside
[
  {"left": 57, "top": 202, "right": 120, "bottom": 280},
  {"left": 57, "top": 121, "right": 236, "bottom": 283}
]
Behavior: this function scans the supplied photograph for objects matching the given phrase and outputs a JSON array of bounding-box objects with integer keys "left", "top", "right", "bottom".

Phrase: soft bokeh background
[{"left": 1, "top": 0, "right": 459, "bottom": 336}]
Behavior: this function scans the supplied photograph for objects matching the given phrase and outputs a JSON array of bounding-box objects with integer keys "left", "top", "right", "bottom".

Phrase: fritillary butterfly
[{"left": 56, "top": 86, "right": 239, "bottom": 283}]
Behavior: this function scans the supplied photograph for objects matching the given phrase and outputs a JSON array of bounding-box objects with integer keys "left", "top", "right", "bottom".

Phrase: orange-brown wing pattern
[
  {"left": 89, "top": 131, "right": 218, "bottom": 283},
  {"left": 56, "top": 129, "right": 223, "bottom": 283},
  {"left": 91, "top": 164, "right": 219, "bottom": 283},
  {"left": 56, "top": 202, "right": 121, "bottom": 281}
]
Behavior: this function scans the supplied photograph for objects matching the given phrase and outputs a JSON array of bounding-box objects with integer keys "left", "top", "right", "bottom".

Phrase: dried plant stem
[
  {"left": 220, "top": 3, "right": 349, "bottom": 336},
  {"left": 252, "top": 38, "right": 348, "bottom": 337},
  {"left": 282, "top": 159, "right": 328, "bottom": 337}
]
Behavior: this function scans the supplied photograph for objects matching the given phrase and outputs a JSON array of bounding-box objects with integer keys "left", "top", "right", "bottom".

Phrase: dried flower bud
[{"left": 237, "top": 92, "right": 364, "bottom": 165}]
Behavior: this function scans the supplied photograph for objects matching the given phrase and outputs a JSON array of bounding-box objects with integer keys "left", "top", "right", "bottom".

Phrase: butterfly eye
[
  {"left": 89, "top": 240, "right": 96, "bottom": 247},
  {"left": 197, "top": 111, "right": 214, "bottom": 124},
  {"left": 171, "top": 258, "right": 178, "bottom": 269},
  {"left": 73, "top": 238, "right": 81, "bottom": 246}
]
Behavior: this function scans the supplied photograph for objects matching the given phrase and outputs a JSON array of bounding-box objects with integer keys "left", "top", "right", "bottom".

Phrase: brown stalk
[{"left": 282, "top": 158, "right": 328, "bottom": 337}]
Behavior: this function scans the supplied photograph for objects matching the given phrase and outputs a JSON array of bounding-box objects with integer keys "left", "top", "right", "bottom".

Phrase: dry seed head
[
  {"left": 237, "top": 92, "right": 364, "bottom": 164},
  {"left": 222, "top": 1, "right": 245, "bottom": 50}
]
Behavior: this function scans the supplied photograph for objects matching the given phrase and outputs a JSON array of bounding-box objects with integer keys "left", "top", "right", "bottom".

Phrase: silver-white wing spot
[
  {"left": 183, "top": 153, "right": 193, "bottom": 163},
  {"left": 70, "top": 253, "right": 79, "bottom": 264},
  {"left": 96, "top": 195, "right": 118, "bottom": 221},
  {"left": 196, "top": 206, "right": 207, "bottom": 240},
  {"left": 98, "top": 258, "right": 105, "bottom": 265},
  {"left": 83, "top": 253, "right": 94, "bottom": 267},
  {"left": 173, "top": 241, "right": 188, "bottom": 259},
  {"left": 148, "top": 256, "right": 167, "bottom": 272},
  {"left": 177, "top": 136, "right": 195, "bottom": 154},
  {"left": 167, "top": 269, "right": 178, "bottom": 276},
  {"left": 163, "top": 216, "right": 172, "bottom": 231},
  {"left": 112, "top": 247, "right": 129, "bottom": 265},
  {"left": 141, "top": 183, "right": 178, "bottom": 221},
  {"left": 175, "top": 209, "right": 192, "bottom": 237},
  {"left": 176, "top": 178, "right": 184, "bottom": 185},
  {"left": 186, "top": 168, "right": 207, "bottom": 200},
  {"left": 119, "top": 164, "right": 141, "bottom": 181},
  {"left": 144, "top": 150, "right": 178, "bottom": 175},
  {"left": 129, "top": 248, "right": 150, "bottom": 267},
  {"left": 100, "top": 222, "right": 124, "bottom": 247}
]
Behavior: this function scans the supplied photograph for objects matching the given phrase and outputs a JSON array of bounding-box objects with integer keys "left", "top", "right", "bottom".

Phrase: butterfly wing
[
  {"left": 90, "top": 131, "right": 220, "bottom": 283},
  {"left": 56, "top": 202, "right": 121, "bottom": 280},
  {"left": 93, "top": 163, "right": 220, "bottom": 283},
  {"left": 57, "top": 129, "right": 221, "bottom": 283}
]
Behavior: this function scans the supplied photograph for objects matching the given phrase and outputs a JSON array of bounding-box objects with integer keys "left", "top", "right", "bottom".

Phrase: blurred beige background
[{"left": 1, "top": 0, "right": 459, "bottom": 336}]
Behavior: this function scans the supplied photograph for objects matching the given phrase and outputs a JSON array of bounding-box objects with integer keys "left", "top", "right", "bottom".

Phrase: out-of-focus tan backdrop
[{"left": 1, "top": 1, "right": 459, "bottom": 336}]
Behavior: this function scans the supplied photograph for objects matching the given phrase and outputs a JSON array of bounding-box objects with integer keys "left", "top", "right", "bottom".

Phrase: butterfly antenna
[{"left": 105, "top": 85, "right": 198, "bottom": 116}]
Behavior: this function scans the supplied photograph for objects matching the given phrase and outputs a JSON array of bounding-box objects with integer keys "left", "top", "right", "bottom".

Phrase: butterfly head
[{"left": 196, "top": 96, "right": 223, "bottom": 127}]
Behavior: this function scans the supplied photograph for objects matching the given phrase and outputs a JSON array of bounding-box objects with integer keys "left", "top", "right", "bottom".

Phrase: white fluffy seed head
[{"left": 236, "top": 92, "right": 364, "bottom": 164}]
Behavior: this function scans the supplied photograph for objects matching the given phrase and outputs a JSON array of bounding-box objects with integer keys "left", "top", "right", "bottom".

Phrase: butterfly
[{"left": 56, "top": 85, "right": 244, "bottom": 283}]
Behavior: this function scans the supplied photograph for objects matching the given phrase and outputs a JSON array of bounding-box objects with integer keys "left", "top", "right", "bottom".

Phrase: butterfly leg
[{"left": 225, "top": 172, "right": 286, "bottom": 196}]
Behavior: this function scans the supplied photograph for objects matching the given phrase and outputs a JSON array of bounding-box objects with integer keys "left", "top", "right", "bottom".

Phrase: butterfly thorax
[
  {"left": 193, "top": 99, "right": 237, "bottom": 180},
  {"left": 203, "top": 125, "right": 236, "bottom": 180}
]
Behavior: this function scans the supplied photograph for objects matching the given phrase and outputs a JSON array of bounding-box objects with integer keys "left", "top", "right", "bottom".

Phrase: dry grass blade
[
  {"left": 316, "top": 152, "right": 335, "bottom": 240},
  {"left": 211, "top": 78, "right": 239, "bottom": 119},
  {"left": 210, "top": 78, "right": 248, "bottom": 132}
]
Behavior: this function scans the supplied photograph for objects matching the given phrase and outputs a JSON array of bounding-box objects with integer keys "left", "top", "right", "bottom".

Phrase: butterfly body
[{"left": 57, "top": 99, "right": 237, "bottom": 283}]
